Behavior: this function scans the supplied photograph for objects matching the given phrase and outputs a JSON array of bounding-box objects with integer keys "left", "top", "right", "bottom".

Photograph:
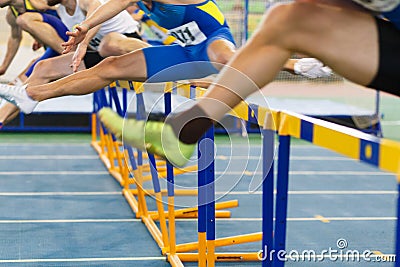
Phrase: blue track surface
[{"left": 0, "top": 141, "right": 396, "bottom": 266}]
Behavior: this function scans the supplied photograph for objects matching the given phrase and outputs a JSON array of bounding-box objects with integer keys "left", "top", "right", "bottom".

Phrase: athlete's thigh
[
  {"left": 29, "top": 53, "right": 76, "bottom": 84},
  {"left": 99, "top": 32, "right": 149, "bottom": 56},
  {"left": 257, "top": 2, "right": 379, "bottom": 86},
  {"left": 16, "top": 12, "right": 43, "bottom": 24},
  {"left": 101, "top": 49, "right": 148, "bottom": 81}
]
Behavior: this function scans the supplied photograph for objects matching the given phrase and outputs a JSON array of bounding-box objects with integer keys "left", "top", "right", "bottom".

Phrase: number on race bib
[
  {"left": 167, "top": 21, "right": 207, "bottom": 46},
  {"left": 89, "top": 37, "right": 102, "bottom": 49}
]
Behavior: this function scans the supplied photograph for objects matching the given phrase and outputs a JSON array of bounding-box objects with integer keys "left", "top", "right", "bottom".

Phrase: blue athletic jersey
[
  {"left": 139, "top": 0, "right": 236, "bottom": 82},
  {"left": 138, "top": 0, "right": 233, "bottom": 41},
  {"left": 382, "top": 5, "right": 400, "bottom": 29}
]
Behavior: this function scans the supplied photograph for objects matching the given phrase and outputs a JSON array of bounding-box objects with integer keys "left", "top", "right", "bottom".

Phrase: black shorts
[
  {"left": 368, "top": 18, "right": 400, "bottom": 97},
  {"left": 83, "top": 32, "right": 142, "bottom": 68}
]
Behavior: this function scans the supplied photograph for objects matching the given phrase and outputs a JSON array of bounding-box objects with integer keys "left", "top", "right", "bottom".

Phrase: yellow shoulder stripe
[
  {"left": 10, "top": 6, "right": 19, "bottom": 17},
  {"left": 196, "top": 1, "right": 225, "bottom": 25},
  {"left": 24, "top": 0, "right": 36, "bottom": 11}
]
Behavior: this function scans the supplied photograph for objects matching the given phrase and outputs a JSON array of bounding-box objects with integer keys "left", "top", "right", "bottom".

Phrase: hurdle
[
  {"left": 153, "top": 83, "right": 270, "bottom": 265},
  {"left": 169, "top": 83, "right": 283, "bottom": 266},
  {"left": 91, "top": 79, "right": 293, "bottom": 266},
  {"left": 91, "top": 81, "right": 243, "bottom": 259},
  {"left": 91, "top": 79, "right": 400, "bottom": 267},
  {"left": 265, "top": 110, "right": 400, "bottom": 266}
]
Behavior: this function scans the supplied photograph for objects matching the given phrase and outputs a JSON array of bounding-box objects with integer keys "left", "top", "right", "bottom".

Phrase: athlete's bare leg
[
  {"left": 26, "top": 52, "right": 86, "bottom": 86},
  {"left": 0, "top": 37, "right": 147, "bottom": 122},
  {"left": 0, "top": 52, "right": 85, "bottom": 124},
  {"left": 26, "top": 49, "right": 147, "bottom": 101},
  {"left": 196, "top": 2, "right": 378, "bottom": 121},
  {"left": 98, "top": 32, "right": 150, "bottom": 57},
  {"left": 0, "top": 102, "right": 21, "bottom": 125},
  {"left": 16, "top": 12, "right": 64, "bottom": 54},
  {"left": 95, "top": 1, "right": 380, "bottom": 167}
]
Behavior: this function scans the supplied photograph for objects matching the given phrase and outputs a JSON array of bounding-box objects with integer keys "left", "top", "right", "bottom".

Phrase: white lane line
[
  {"left": 0, "top": 155, "right": 98, "bottom": 160},
  {"left": 0, "top": 155, "right": 351, "bottom": 160},
  {"left": 215, "top": 190, "right": 397, "bottom": 195},
  {"left": 0, "top": 254, "right": 395, "bottom": 263},
  {"left": 0, "top": 257, "right": 165, "bottom": 263},
  {"left": 0, "top": 154, "right": 375, "bottom": 163},
  {"left": 0, "top": 190, "right": 394, "bottom": 197},
  {"left": 0, "top": 219, "right": 140, "bottom": 223},
  {"left": 0, "top": 170, "right": 391, "bottom": 176},
  {"left": 0, "top": 143, "right": 90, "bottom": 147},
  {"left": 213, "top": 217, "right": 397, "bottom": 222},
  {"left": 288, "top": 171, "right": 391, "bottom": 175},
  {"left": 0, "top": 155, "right": 350, "bottom": 160},
  {"left": 0, "top": 171, "right": 109, "bottom": 175},
  {"left": 216, "top": 156, "right": 351, "bottom": 161},
  {"left": 289, "top": 217, "right": 397, "bottom": 222},
  {"left": 217, "top": 145, "right": 324, "bottom": 148},
  {"left": 0, "top": 217, "right": 395, "bottom": 224},
  {"left": 214, "top": 171, "right": 392, "bottom": 176},
  {"left": 0, "top": 192, "right": 121, "bottom": 196}
]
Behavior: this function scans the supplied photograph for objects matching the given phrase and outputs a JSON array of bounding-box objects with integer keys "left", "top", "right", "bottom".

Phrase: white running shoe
[
  {"left": 0, "top": 84, "right": 38, "bottom": 114},
  {"left": 294, "top": 58, "right": 332, "bottom": 79}
]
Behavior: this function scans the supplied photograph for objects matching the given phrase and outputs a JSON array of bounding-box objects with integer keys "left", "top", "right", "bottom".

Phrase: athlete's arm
[
  {"left": 0, "top": 9, "right": 23, "bottom": 76},
  {"left": 69, "top": 0, "right": 103, "bottom": 71},
  {"left": 77, "top": 0, "right": 103, "bottom": 45}
]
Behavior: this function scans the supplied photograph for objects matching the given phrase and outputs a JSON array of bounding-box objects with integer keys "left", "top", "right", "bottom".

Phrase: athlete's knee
[
  {"left": 98, "top": 34, "right": 119, "bottom": 57},
  {"left": 16, "top": 13, "right": 38, "bottom": 30},
  {"left": 98, "top": 33, "right": 136, "bottom": 57},
  {"left": 207, "top": 40, "right": 235, "bottom": 67},
  {"left": 99, "top": 53, "right": 145, "bottom": 81},
  {"left": 31, "top": 60, "right": 57, "bottom": 80},
  {"left": 210, "top": 48, "right": 234, "bottom": 67},
  {"left": 96, "top": 56, "right": 121, "bottom": 76}
]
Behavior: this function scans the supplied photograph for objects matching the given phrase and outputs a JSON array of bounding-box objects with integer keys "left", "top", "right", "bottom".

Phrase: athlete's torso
[
  {"left": 57, "top": 0, "right": 139, "bottom": 50},
  {"left": 138, "top": 0, "right": 231, "bottom": 45}
]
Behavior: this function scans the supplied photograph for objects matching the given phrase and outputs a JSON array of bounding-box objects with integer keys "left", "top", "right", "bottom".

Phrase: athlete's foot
[
  {"left": 98, "top": 107, "right": 196, "bottom": 167},
  {"left": 0, "top": 84, "right": 38, "bottom": 114}
]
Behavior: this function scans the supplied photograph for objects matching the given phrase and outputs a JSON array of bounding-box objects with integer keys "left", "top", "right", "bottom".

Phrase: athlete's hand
[
  {"left": 71, "top": 43, "right": 87, "bottom": 72},
  {"left": 32, "top": 40, "right": 43, "bottom": 51},
  {"left": 62, "top": 24, "right": 89, "bottom": 54},
  {"left": 294, "top": 58, "right": 332, "bottom": 79}
]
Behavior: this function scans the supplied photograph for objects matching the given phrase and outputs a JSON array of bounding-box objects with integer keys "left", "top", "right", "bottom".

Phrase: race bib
[
  {"left": 167, "top": 21, "right": 207, "bottom": 47},
  {"left": 89, "top": 37, "right": 102, "bottom": 50},
  {"left": 351, "top": 0, "right": 400, "bottom": 12},
  {"left": 88, "top": 33, "right": 104, "bottom": 51}
]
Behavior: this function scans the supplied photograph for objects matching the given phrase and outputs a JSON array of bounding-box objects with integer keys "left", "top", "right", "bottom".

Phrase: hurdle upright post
[
  {"left": 206, "top": 126, "right": 216, "bottom": 267},
  {"left": 197, "top": 128, "right": 211, "bottom": 267},
  {"left": 273, "top": 133, "right": 291, "bottom": 267},
  {"left": 262, "top": 112, "right": 276, "bottom": 267},
  {"left": 197, "top": 125, "right": 216, "bottom": 267},
  {"left": 163, "top": 85, "right": 180, "bottom": 265},
  {"left": 136, "top": 91, "right": 170, "bottom": 250}
]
